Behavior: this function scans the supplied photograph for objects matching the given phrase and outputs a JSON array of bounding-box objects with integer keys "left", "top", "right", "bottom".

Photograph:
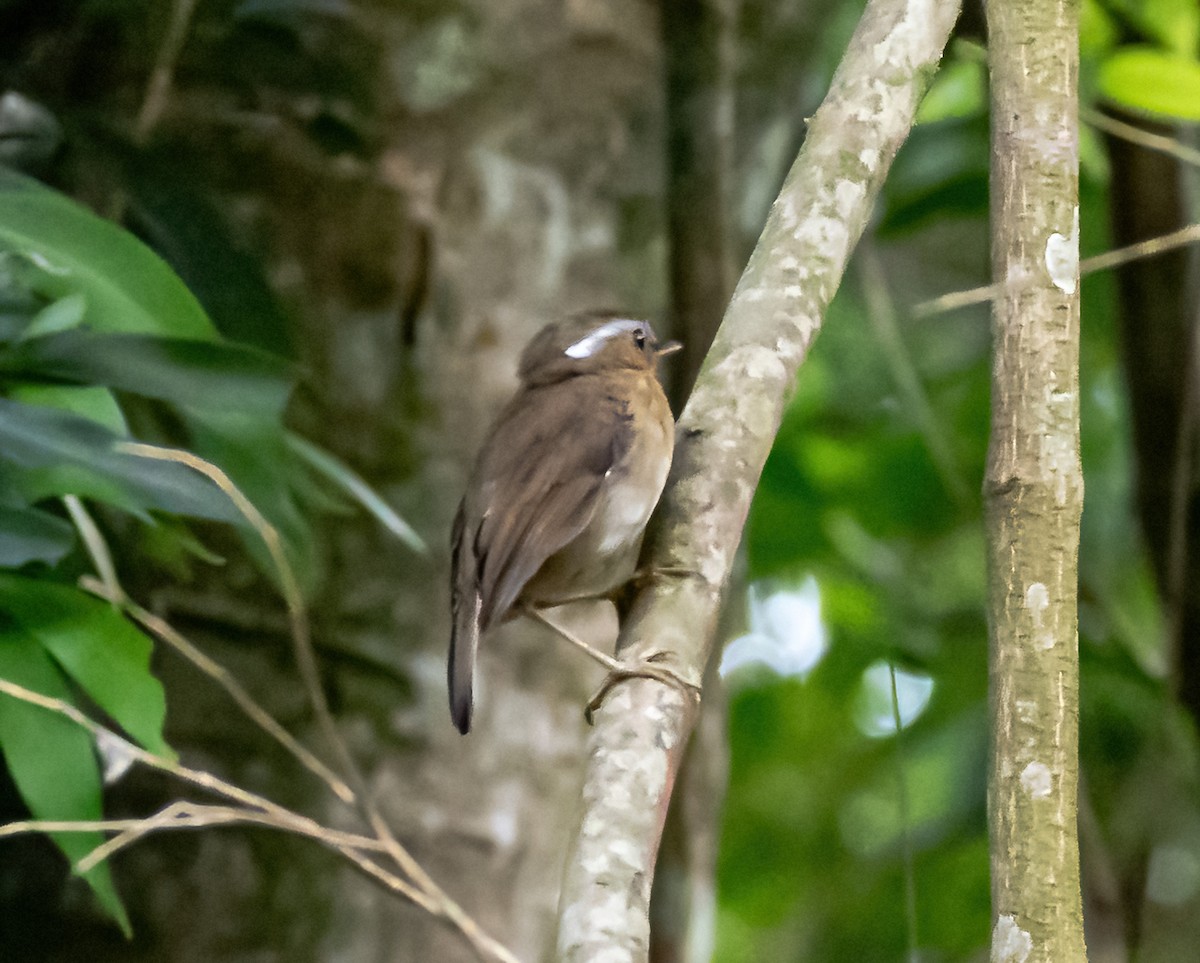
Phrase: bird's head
[{"left": 517, "top": 312, "right": 680, "bottom": 385}]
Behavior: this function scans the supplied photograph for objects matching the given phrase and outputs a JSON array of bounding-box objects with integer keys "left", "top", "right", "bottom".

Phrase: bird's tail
[{"left": 448, "top": 592, "right": 481, "bottom": 734}]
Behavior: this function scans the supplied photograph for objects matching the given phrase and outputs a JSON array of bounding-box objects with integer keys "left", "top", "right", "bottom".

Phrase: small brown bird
[{"left": 449, "top": 312, "right": 682, "bottom": 734}]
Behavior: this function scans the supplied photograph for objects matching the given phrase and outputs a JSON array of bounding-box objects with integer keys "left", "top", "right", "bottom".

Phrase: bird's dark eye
[{"left": 633, "top": 329, "right": 647, "bottom": 349}]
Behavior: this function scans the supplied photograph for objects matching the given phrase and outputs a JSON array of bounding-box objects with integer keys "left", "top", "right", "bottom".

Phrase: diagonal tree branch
[{"left": 554, "top": 0, "right": 962, "bottom": 957}]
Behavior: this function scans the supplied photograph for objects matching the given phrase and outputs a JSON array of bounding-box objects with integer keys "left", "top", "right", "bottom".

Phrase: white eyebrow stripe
[{"left": 564, "top": 319, "right": 645, "bottom": 359}]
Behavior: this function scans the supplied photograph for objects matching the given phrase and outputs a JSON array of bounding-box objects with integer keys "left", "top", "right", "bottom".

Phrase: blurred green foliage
[
  {"left": 0, "top": 167, "right": 302, "bottom": 929},
  {"left": 0, "top": 166, "right": 418, "bottom": 932},
  {"left": 717, "top": 5, "right": 1200, "bottom": 960},
  {"left": 0, "top": 0, "right": 1197, "bottom": 957}
]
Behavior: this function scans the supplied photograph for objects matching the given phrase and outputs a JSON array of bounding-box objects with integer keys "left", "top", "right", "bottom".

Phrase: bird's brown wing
[
  {"left": 468, "top": 376, "right": 632, "bottom": 628},
  {"left": 448, "top": 377, "right": 630, "bottom": 733}
]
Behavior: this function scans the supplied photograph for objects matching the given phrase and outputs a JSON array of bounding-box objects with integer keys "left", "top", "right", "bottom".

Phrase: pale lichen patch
[
  {"left": 834, "top": 178, "right": 866, "bottom": 218},
  {"left": 776, "top": 194, "right": 801, "bottom": 233},
  {"left": 792, "top": 210, "right": 851, "bottom": 267},
  {"left": 1020, "top": 761, "right": 1052, "bottom": 799},
  {"left": 590, "top": 948, "right": 633, "bottom": 963},
  {"left": 1024, "top": 581, "right": 1055, "bottom": 648},
  {"left": 1024, "top": 582, "right": 1049, "bottom": 623},
  {"left": 871, "top": 0, "right": 937, "bottom": 73},
  {"left": 992, "top": 914, "right": 1033, "bottom": 963},
  {"left": 1041, "top": 428, "right": 1078, "bottom": 507},
  {"left": 1045, "top": 206, "right": 1079, "bottom": 295},
  {"left": 607, "top": 838, "right": 641, "bottom": 869}
]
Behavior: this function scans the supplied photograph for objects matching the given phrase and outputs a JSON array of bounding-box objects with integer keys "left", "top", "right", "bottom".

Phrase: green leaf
[
  {"left": 1110, "top": 0, "right": 1200, "bottom": 56},
  {"left": 7, "top": 384, "right": 129, "bottom": 434},
  {"left": 916, "top": 59, "right": 986, "bottom": 124},
  {"left": 0, "top": 397, "right": 240, "bottom": 523},
  {"left": 287, "top": 433, "right": 427, "bottom": 553},
  {"left": 1081, "top": 0, "right": 1119, "bottom": 55},
  {"left": 138, "top": 516, "right": 228, "bottom": 579},
  {"left": 0, "top": 167, "right": 215, "bottom": 339},
  {"left": 18, "top": 291, "right": 87, "bottom": 341},
  {"left": 119, "top": 159, "right": 294, "bottom": 355},
  {"left": 0, "top": 504, "right": 75, "bottom": 566},
  {"left": 0, "top": 330, "right": 293, "bottom": 415},
  {"left": 1100, "top": 48, "right": 1200, "bottom": 121},
  {"left": 0, "top": 575, "right": 171, "bottom": 757},
  {"left": 0, "top": 623, "right": 131, "bottom": 934},
  {"left": 186, "top": 410, "right": 318, "bottom": 592}
]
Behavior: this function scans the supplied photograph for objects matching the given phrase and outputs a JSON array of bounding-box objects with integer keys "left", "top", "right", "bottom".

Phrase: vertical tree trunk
[
  {"left": 1105, "top": 113, "right": 1200, "bottom": 730},
  {"left": 652, "top": 1, "right": 737, "bottom": 958},
  {"left": 661, "top": 0, "right": 737, "bottom": 405},
  {"left": 1102, "top": 111, "right": 1195, "bottom": 955},
  {"left": 984, "top": 0, "right": 1087, "bottom": 959}
]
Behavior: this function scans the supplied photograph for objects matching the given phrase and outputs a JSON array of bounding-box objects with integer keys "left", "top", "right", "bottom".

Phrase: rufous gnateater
[{"left": 448, "top": 312, "right": 686, "bottom": 734}]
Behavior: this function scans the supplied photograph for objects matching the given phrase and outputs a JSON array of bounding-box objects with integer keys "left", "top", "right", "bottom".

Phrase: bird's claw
[{"left": 584, "top": 652, "right": 702, "bottom": 725}]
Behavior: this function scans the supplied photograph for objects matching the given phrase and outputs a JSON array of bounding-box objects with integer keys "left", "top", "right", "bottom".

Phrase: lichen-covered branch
[
  {"left": 553, "top": 0, "right": 962, "bottom": 957},
  {"left": 983, "top": 0, "right": 1087, "bottom": 960}
]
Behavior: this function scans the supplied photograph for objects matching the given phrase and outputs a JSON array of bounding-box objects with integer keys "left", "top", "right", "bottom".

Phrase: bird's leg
[
  {"left": 584, "top": 651, "right": 701, "bottom": 725},
  {"left": 521, "top": 605, "right": 702, "bottom": 724},
  {"left": 522, "top": 604, "right": 626, "bottom": 673}
]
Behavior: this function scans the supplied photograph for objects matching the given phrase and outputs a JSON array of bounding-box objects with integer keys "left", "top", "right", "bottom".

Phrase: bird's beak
[{"left": 655, "top": 340, "right": 683, "bottom": 359}]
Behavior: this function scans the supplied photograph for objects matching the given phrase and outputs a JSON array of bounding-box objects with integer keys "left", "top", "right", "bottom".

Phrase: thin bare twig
[
  {"left": 1083, "top": 108, "right": 1200, "bottom": 170},
  {"left": 68, "top": 803, "right": 381, "bottom": 875},
  {"left": 67, "top": 489, "right": 353, "bottom": 802},
  {"left": 134, "top": 0, "right": 200, "bottom": 143},
  {"left": 115, "top": 442, "right": 521, "bottom": 963},
  {"left": 74, "top": 800, "right": 383, "bottom": 874},
  {"left": 80, "top": 575, "right": 355, "bottom": 805},
  {"left": 0, "top": 679, "right": 304, "bottom": 821},
  {"left": 0, "top": 677, "right": 431, "bottom": 909},
  {"left": 888, "top": 663, "right": 919, "bottom": 963},
  {"left": 913, "top": 223, "right": 1200, "bottom": 317},
  {"left": 63, "top": 496, "right": 124, "bottom": 604},
  {"left": 105, "top": 0, "right": 200, "bottom": 221},
  {"left": 114, "top": 445, "right": 351, "bottom": 798},
  {"left": 0, "top": 802, "right": 385, "bottom": 859},
  {"left": 858, "top": 242, "right": 971, "bottom": 506}
]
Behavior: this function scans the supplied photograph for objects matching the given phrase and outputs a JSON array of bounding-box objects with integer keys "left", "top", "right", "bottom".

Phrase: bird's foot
[
  {"left": 584, "top": 650, "right": 702, "bottom": 725},
  {"left": 521, "top": 605, "right": 703, "bottom": 724}
]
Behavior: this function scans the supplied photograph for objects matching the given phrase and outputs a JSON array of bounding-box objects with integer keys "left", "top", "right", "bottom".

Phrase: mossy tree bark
[{"left": 984, "top": 0, "right": 1088, "bottom": 959}]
